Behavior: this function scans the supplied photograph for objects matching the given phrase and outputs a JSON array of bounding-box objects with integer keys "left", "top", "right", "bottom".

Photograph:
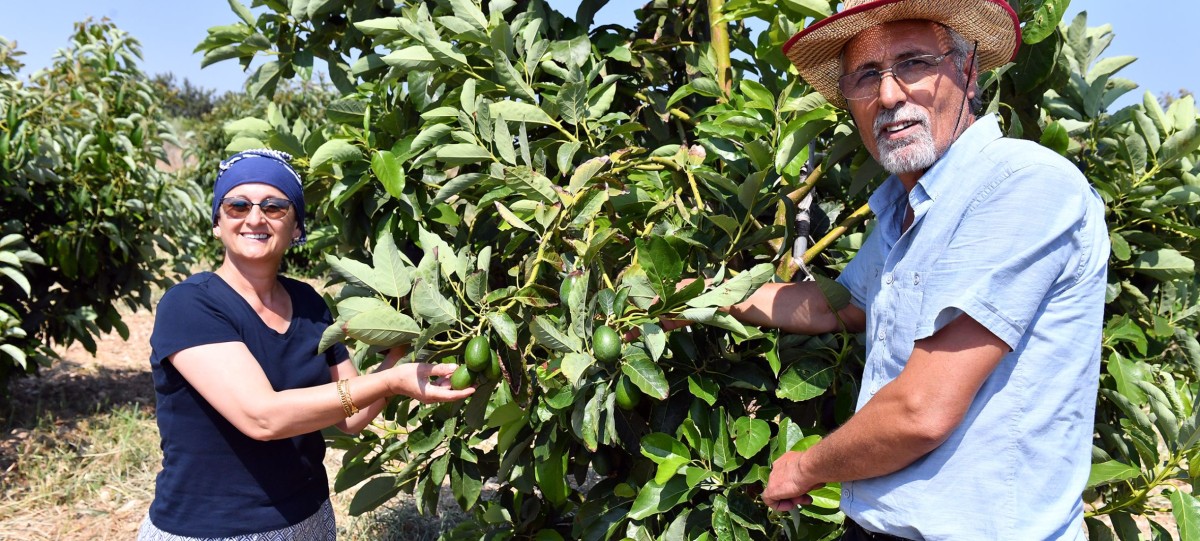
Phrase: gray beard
[{"left": 873, "top": 105, "right": 938, "bottom": 175}]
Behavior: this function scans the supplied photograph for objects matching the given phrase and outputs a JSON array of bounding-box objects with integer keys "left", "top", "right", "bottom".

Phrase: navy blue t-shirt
[{"left": 147, "top": 272, "right": 349, "bottom": 537}]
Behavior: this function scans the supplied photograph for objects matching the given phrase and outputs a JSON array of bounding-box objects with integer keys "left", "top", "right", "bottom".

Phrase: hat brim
[{"left": 782, "top": 0, "right": 1021, "bottom": 108}]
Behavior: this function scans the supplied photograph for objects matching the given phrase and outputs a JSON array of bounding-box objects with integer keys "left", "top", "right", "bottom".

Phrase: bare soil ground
[{"left": 0, "top": 310, "right": 156, "bottom": 540}]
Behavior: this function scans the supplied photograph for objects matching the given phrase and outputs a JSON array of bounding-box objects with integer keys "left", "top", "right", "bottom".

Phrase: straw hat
[{"left": 782, "top": 0, "right": 1021, "bottom": 108}]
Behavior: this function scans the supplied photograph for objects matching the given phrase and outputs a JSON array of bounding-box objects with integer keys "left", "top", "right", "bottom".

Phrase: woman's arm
[{"left": 171, "top": 342, "right": 473, "bottom": 441}]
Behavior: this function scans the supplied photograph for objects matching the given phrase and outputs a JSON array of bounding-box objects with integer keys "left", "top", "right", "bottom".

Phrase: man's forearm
[
  {"left": 727, "top": 282, "right": 864, "bottom": 334},
  {"left": 794, "top": 381, "right": 949, "bottom": 485}
]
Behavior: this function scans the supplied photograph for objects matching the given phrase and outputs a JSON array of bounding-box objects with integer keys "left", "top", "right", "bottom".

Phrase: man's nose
[{"left": 877, "top": 72, "right": 906, "bottom": 110}]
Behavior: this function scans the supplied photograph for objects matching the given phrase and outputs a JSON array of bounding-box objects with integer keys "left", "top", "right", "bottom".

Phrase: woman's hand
[{"left": 389, "top": 362, "right": 476, "bottom": 403}]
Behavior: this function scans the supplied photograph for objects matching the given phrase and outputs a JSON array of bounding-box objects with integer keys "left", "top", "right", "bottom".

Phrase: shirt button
[
  {"left": 884, "top": 273, "right": 893, "bottom": 285},
  {"left": 876, "top": 329, "right": 886, "bottom": 340},
  {"left": 913, "top": 273, "right": 921, "bottom": 286}
]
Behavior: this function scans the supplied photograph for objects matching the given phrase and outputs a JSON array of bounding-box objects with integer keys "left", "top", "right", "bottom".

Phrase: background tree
[{"left": 0, "top": 20, "right": 206, "bottom": 398}]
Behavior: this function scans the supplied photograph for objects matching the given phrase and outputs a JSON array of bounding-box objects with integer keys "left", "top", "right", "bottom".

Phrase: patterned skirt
[{"left": 137, "top": 499, "right": 336, "bottom": 541}]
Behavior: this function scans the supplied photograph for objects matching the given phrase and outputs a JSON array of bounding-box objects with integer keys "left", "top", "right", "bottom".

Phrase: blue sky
[{"left": 0, "top": 1, "right": 1194, "bottom": 110}]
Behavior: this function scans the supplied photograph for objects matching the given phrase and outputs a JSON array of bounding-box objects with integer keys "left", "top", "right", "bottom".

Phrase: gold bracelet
[{"left": 336, "top": 379, "right": 359, "bottom": 417}]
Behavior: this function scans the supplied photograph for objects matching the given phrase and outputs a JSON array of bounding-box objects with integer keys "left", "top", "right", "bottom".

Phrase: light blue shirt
[{"left": 837, "top": 115, "right": 1108, "bottom": 540}]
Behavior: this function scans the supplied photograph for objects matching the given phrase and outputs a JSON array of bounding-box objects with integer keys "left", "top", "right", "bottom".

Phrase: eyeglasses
[
  {"left": 838, "top": 51, "right": 956, "bottom": 102},
  {"left": 219, "top": 196, "right": 294, "bottom": 220}
]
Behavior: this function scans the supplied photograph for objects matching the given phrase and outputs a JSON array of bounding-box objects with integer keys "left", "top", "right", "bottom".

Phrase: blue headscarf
[{"left": 211, "top": 149, "right": 307, "bottom": 245}]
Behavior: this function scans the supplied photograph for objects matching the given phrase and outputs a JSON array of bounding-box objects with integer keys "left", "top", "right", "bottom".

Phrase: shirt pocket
[{"left": 882, "top": 271, "right": 925, "bottom": 366}]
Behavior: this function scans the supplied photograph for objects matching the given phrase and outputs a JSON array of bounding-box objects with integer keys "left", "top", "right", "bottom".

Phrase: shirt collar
[
  {"left": 916, "top": 114, "right": 1004, "bottom": 201},
  {"left": 867, "top": 114, "right": 1004, "bottom": 216}
]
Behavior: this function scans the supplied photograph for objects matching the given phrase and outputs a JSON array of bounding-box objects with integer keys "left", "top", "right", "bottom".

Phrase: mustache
[{"left": 873, "top": 105, "right": 930, "bottom": 134}]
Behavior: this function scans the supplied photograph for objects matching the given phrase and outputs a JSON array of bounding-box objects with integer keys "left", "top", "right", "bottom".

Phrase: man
[{"left": 724, "top": 1, "right": 1108, "bottom": 539}]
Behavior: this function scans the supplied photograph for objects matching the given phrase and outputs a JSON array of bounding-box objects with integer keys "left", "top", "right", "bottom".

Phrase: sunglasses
[{"left": 219, "top": 196, "right": 294, "bottom": 220}]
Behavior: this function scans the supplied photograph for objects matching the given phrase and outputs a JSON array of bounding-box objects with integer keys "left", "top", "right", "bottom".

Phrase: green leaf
[
  {"left": 628, "top": 476, "right": 692, "bottom": 520},
  {"left": 1160, "top": 124, "right": 1200, "bottom": 167},
  {"left": 0, "top": 267, "right": 31, "bottom": 296},
  {"left": 534, "top": 450, "right": 568, "bottom": 507},
  {"left": 487, "top": 312, "right": 519, "bottom": 349},
  {"left": 531, "top": 315, "right": 581, "bottom": 353},
  {"left": 371, "top": 150, "right": 404, "bottom": 199},
  {"left": 1106, "top": 316, "right": 1149, "bottom": 357},
  {"left": 1109, "top": 232, "right": 1132, "bottom": 261},
  {"left": 1023, "top": 0, "right": 1069, "bottom": 44},
  {"left": 429, "top": 173, "right": 485, "bottom": 207},
  {"left": 326, "top": 98, "right": 367, "bottom": 126},
  {"left": 223, "top": 117, "right": 272, "bottom": 139},
  {"left": 679, "top": 307, "right": 750, "bottom": 337},
  {"left": 687, "top": 375, "right": 719, "bottom": 407},
  {"left": 325, "top": 254, "right": 375, "bottom": 290},
  {"left": 348, "top": 476, "right": 400, "bottom": 516},
  {"left": 344, "top": 308, "right": 420, "bottom": 346},
  {"left": 491, "top": 113, "right": 517, "bottom": 165},
  {"left": 310, "top": 139, "right": 362, "bottom": 171},
  {"left": 412, "top": 124, "right": 452, "bottom": 155},
  {"left": 1132, "top": 249, "right": 1195, "bottom": 281},
  {"left": 1107, "top": 354, "right": 1149, "bottom": 410},
  {"left": 0, "top": 342, "right": 27, "bottom": 369},
  {"left": 690, "top": 77, "right": 722, "bottom": 98},
  {"left": 494, "top": 202, "right": 536, "bottom": 233},
  {"left": 621, "top": 354, "right": 669, "bottom": 400},
  {"left": 1086, "top": 460, "right": 1140, "bottom": 489},
  {"left": 448, "top": 0, "right": 487, "bottom": 31},
  {"left": 1134, "top": 109, "right": 1162, "bottom": 157},
  {"left": 776, "top": 359, "right": 835, "bottom": 402},
  {"left": 814, "top": 274, "right": 851, "bottom": 312},
  {"left": 372, "top": 230, "right": 412, "bottom": 298},
  {"left": 559, "top": 80, "right": 589, "bottom": 126},
  {"left": 636, "top": 237, "right": 683, "bottom": 300},
  {"left": 732, "top": 417, "right": 771, "bottom": 459},
  {"left": 780, "top": 0, "right": 832, "bottom": 18},
  {"left": 435, "top": 143, "right": 492, "bottom": 165},
  {"left": 227, "top": 0, "right": 256, "bottom": 26},
  {"left": 494, "top": 54, "right": 536, "bottom": 102},
  {"left": 568, "top": 155, "right": 609, "bottom": 194},
  {"left": 686, "top": 263, "right": 774, "bottom": 308},
  {"left": 505, "top": 165, "right": 558, "bottom": 203},
  {"left": 1039, "top": 121, "right": 1070, "bottom": 155},
  {"left": 380, "top": 46, "right": 437, "bottom": 72},
  {"left": 1157, "top": 186, "right": 1200, "bottom": 207},
  {"left": 561, "top": 352, "right": 594, "bottom": 386},
  {"left": 640, "top": 323, "right": 666, "bottom": 361},
  {"left": 640, "top": 433, "right": 691, "bottom": 484},
  {"left": 411, "top": 279, "right": 458, "bottom": 326},
  {"left": 1171, "top": 490, "right": 1200, "bottom": 541},
  {"left": 246, "top": 60, "right": 281, "bottom": 98},
  {"left": 490, "top": 100, "right": 559, "bottom": 127}
]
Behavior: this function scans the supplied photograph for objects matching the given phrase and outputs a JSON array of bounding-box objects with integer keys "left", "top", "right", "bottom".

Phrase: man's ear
[{"left": 962, "top": 54, "right": 978, "bottom": 100}]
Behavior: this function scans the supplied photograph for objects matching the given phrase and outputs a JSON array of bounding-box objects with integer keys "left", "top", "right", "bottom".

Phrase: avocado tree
[{"left": 198, "top": 1, "right": 1200, "bottom": 539}]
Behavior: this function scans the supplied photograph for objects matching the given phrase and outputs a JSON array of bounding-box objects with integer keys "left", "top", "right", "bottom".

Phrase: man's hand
[{"left": 762, "top": 451, "right": 823, "bottom": 512}]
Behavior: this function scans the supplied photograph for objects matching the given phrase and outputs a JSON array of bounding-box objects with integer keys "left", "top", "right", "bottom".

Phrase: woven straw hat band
[{"left": 782, "top": 0, "right": 1021, "bottom": 108}]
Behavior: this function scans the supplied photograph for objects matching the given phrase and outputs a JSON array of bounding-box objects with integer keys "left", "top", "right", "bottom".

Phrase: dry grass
[{"left": 0, "top": 309, "right": 469, "bottom": 540}]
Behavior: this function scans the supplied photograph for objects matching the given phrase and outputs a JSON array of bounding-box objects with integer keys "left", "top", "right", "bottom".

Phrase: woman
[{"left": 138, "top": 149, "right": 473, "bottom": 540}]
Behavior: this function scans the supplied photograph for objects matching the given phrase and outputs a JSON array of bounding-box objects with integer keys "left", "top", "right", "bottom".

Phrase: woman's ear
[{"left": 212, "top": 225, "right": 221, "bottom": 238}]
